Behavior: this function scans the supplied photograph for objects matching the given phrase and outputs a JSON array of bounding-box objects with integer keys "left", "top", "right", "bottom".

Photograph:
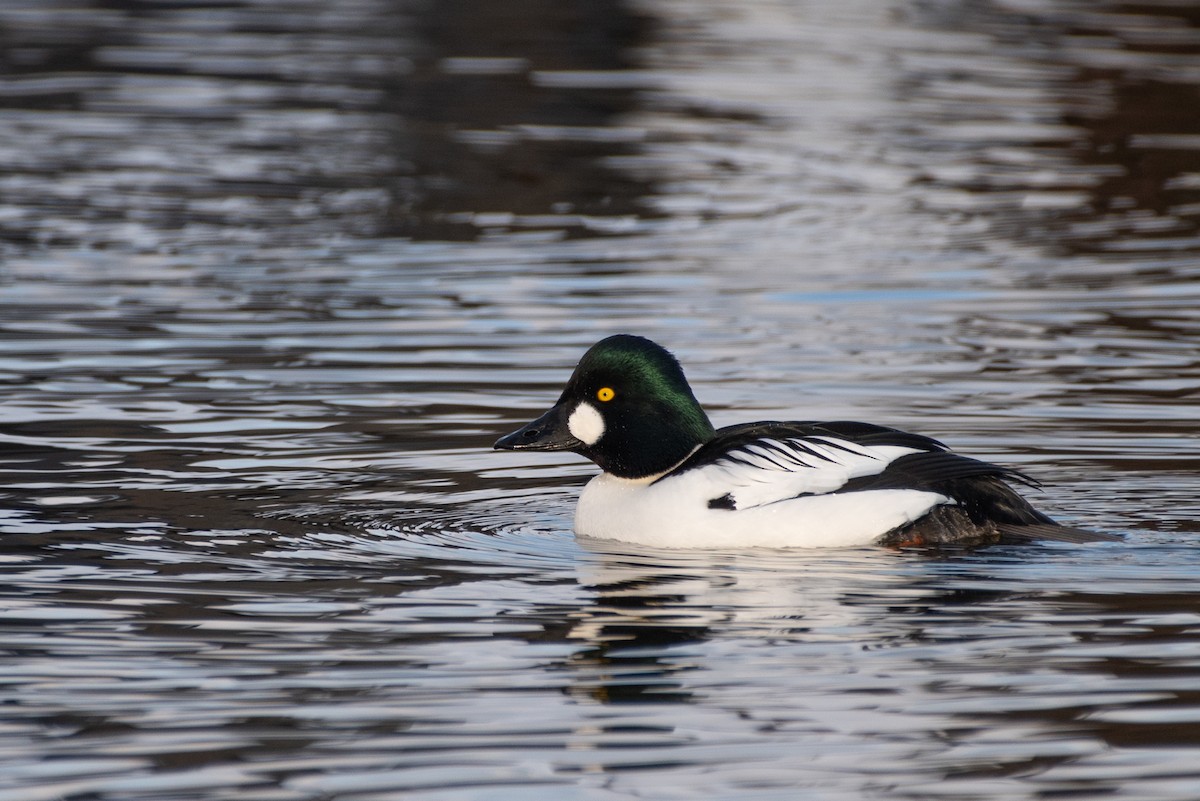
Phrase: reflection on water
[
  {"left": 903, "top": 1, "right": 1200, "bottom": 258},
  {"left": 2, "top": 0, "right": 1200, "bottom": 799},
  {"left": 393, "top": 0, "right": 657, "bottom": 239}
]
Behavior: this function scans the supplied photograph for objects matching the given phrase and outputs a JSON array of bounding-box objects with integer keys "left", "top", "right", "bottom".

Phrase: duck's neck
[{"left": 588, "top": 410, "right": 713, "bottom": 480}]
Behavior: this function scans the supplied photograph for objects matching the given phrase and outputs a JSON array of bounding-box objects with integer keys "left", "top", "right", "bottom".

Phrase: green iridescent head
[{"left": 495, "top": 335, "right": 716, "bottom": 479}]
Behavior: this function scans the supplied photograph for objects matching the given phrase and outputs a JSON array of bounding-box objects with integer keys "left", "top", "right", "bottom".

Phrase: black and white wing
[
  {"left": 668, "top": 421, "right": 1027, "bottom": 511},
  {"left": 667, "top": 420, "right": 1119, "bottom": 544}
]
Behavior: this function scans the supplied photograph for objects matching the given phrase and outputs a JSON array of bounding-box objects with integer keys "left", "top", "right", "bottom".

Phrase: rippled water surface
[{"left": 2, "top": 0, "right": 1200, "bottom": 798}]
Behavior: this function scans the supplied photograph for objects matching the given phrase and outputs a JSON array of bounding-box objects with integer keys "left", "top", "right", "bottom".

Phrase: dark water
[{"left": 2, "top": 0, "right": 1200, "bottom": 798}]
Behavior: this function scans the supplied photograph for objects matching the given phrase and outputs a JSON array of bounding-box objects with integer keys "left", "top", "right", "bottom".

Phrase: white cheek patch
[{"left": 568, "top": 402, "right": 605, "bottom": 446}]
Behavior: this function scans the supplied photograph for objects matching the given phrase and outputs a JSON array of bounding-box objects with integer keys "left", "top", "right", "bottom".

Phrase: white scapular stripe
[{"left": 712, "top": 438, "right": 922, "bottom": 509}]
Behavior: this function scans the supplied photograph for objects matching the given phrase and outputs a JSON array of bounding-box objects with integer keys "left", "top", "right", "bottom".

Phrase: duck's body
[
  {"left": 575, "top": 422, "right": 995, "bottom": 548},
  {"left": 495, "top": 335, "right": 1117, "bottom": 549}
]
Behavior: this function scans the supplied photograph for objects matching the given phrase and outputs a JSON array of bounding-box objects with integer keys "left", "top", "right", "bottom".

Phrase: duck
[{"left": 493, "top": 334, "right": 1119, "bottom": 548}]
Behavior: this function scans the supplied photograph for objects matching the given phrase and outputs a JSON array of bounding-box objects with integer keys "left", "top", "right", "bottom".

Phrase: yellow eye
[{"left": 596, "top": 387, "right": 615, "bottom": 402}]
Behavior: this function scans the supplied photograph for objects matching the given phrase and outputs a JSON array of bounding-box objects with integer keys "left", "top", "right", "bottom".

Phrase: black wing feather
[
  {"left": 805, "top": 420, "right": 950, "bottom": 452},
  {"left": 835, "top": 451, "right": 1039, "bottom": 494}
]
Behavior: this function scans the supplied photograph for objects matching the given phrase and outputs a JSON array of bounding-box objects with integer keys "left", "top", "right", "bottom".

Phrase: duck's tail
[{"left": 993, "top": 521, "right": 1122, "bottom": 544}]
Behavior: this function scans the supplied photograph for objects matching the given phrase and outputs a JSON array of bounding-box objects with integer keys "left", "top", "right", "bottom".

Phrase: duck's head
[{"left": 494, "top": 334, "right": 715, "bottom": 479}]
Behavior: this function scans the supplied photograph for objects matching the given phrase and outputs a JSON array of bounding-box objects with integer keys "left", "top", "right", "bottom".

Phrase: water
[{"left": 2, "top": 0, "right": 1200, "bottom": 798}]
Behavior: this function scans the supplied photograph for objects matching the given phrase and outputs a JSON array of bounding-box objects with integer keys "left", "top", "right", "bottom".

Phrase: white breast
[{"left": 574, "top": 470, "right": 950, "bottom": 549}]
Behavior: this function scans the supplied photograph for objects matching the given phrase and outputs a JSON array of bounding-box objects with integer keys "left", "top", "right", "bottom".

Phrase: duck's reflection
[
  {"left": 550, "top": 538, "right": 1156, "bottom": 793},
  {"left": 556, "top": 539, "right": 974, "bottom": 706}
]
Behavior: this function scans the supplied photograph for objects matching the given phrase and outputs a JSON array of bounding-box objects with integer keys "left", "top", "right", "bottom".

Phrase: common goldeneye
[{"left": 494, "top": 335, "right": 1119, "bottom": 548}]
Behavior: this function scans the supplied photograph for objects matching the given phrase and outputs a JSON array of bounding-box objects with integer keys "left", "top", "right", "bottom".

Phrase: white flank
[
  {"left": 574, "top": 469, "right": 949, "bottom": 548},
  {"left": 567, "top": 402, "right": 605, "bottom": 446}
]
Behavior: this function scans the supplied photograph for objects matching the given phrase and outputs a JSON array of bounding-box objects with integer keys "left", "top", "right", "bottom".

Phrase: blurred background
[{"left": 1, "top": 1, "right": 1200, "bottom": 799}]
